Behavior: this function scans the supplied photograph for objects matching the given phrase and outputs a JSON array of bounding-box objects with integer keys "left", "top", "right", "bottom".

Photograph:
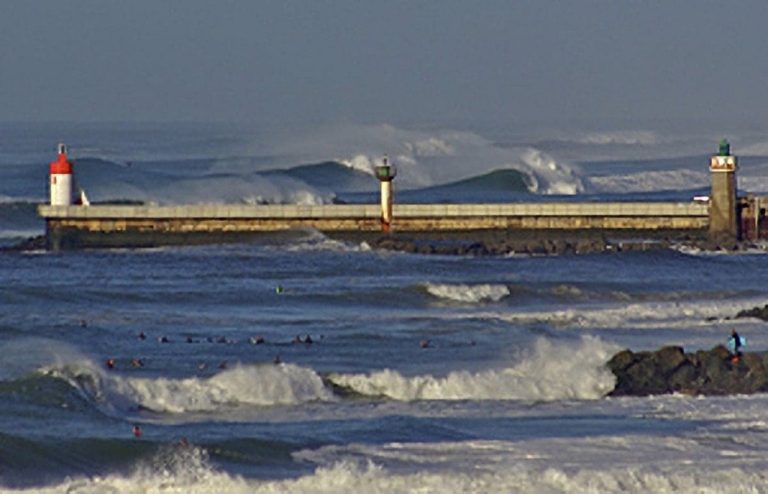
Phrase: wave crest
[
  {"left": 327, "top": 336, "right": 618, "bottom": 402},
  {"left": 424, "top": 283, "right": 510, "bottom": 303},
  {"left": 46, "top": 361, "right": 334, "bottom": 414}
]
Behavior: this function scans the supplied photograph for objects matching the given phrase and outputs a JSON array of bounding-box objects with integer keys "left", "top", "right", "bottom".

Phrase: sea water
[{"left": 2, "top": 121, "right": 768, "bottom": 493}]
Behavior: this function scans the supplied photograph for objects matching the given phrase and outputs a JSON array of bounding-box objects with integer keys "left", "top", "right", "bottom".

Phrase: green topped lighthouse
[{"left": 708, "top": 139, "right": 738, "bottom": 242}]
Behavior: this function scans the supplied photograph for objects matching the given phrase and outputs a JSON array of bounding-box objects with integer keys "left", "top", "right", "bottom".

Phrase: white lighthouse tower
[
  {"left": 375, "top": 156, "right": 397, "bottom": 232},
  {"left": 49, "top": 142, "right": 73, "bottom": 206}
]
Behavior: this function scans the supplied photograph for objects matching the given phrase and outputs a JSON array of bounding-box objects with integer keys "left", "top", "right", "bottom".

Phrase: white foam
[
  {"left": 328, "top": 336, "right": 618, "bottom": 402},
  {"left": 271, "top": 123, "right": 586, "bottom": 194},
  {"left": 14, "top": 442, "right": 768, "bottom": 494},
  {"left": 338, "top": 154, "right": 377, "bottom": 175},
  {"left": 673, "top": 243, "right": 768, "bottom": 256},
  {"left": 0, "top": 228, "right": 43, "bottom": 240},
  {"left": 519, "top": 148, "right": 585, "bottom": 194},
  {"left": 49, "top": 362, "right": 334, "bottom": 414},
  {"left": 278, "top": 230, "right": 372, "bottom": 253},
  {"left": 424, "top": 283, "right": 510, "bottom": 303},
  {"left": 286, "top": 439, "right": 768, "bottom": 494},
  {"left": 490, "top": 296, "right": 768, "bottom": 331}
]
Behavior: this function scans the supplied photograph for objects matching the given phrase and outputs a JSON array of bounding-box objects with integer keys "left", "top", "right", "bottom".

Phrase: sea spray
[
  {"left": 327, "top": 336, "right": 619, "bottom": 401},
  {"left": 0, "top": 338, "right": 91, "bottom": 382},
  {"left": 271, "top": 123, "right": 585, "bottom": 194}
]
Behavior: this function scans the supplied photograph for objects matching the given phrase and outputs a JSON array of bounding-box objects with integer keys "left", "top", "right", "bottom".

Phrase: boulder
[{"left": 607, "top": 345, "right": 768, "bottom": 397}]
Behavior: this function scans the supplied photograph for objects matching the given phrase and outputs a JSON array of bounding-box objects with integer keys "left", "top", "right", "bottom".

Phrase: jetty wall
[{"left": 38, "top": 202, "right": 709, "bottom": 249}]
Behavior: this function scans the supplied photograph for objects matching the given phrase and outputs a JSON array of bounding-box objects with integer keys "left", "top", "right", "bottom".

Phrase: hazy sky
[{"left": 2, "top": 1, "right": 768, "bottom": 127}]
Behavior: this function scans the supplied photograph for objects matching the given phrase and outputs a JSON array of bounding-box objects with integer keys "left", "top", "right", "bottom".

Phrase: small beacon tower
[
  {"left": 49, "top": 143, "right": 73, "bottom": 206},
  {"left": 375, "top": 156, "right": 397, "bottom": 233},
  {"left": 709, "top": 139, "right": 738, "bottom": 242}
]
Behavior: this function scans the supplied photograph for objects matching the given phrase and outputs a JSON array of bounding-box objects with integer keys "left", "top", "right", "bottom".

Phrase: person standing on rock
[{"left": 728, "top": 329, "right": 743, "bottom": 362}]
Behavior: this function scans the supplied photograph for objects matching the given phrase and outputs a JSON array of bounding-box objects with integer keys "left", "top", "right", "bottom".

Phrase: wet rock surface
[
  {"left": 369, "top": 234, "right": 673, "bottom": 256},
  {"left": 366, "top": 232, "right": 767, "bottom": 257},
  {"left": 607, "top": 345, "right": 768, "bottom": 396}
]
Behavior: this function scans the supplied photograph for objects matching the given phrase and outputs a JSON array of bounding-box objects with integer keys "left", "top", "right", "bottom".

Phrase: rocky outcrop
[
  {"left": 369, "top": 235, "right": 671, "bottom": 257},
  {"left": 607, "top": 345, "right": 768, "bottom": 396},
  {"left": 736, "top": 303, "right": 768, "bottom": 322}
]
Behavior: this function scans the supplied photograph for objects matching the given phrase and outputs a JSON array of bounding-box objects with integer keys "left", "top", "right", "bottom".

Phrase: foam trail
[
  {"left": 492, "top": 296, "right": 768, "bottom": 330},
  {"left": 424, "top": 283, "right": 510, "bottom": 303},
  {"left": 328, "top": 336, "right": 619, "bottom": 401}
]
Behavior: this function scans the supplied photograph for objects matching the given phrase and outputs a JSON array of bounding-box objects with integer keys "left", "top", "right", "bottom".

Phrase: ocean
[{"left": 2, "top": 121, "right": 768, "bottom": 493}]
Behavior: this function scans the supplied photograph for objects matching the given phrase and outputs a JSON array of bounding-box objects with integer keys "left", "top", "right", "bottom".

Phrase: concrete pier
[
  {"left": 37, "top": 141, "right": 752, "bottom": 251},
  {"left": 38, "top": 201, "right": 708, "bottom": 249}
]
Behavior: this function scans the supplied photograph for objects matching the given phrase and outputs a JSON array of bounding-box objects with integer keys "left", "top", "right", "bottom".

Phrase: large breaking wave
[
  {"left": 30, "top": 124, "right": 588, "bottom": 206},
  {"left": 1, "top": 336, "right": 617, "bottom": 423}
]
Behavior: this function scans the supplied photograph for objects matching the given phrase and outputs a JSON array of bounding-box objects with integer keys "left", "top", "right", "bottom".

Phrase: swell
[
  {"left": 0, "top": 201, "right": 45, "bottom": 243},
  {"left": 0, "top": 433, "right": 302, "bottom": 489},
  {"left": 0, "top": 432, "right": 155, "bottom": 488},
  {"left": 0, "top": 336, "right": 618, "bottom": 425}
]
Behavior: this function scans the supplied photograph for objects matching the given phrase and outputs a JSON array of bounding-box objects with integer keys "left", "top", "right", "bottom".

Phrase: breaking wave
[
  {"left": 47, "top": 361, "right": 334, "bottom": 414},
  {"left": 267, "top": 124, "right": 586, "bottom": 195},
  {"left": 72, "top": 157, "right": 335, "bottom": 205},
  {"left": 327, "top": 336, "right": 618, "bottom": 402},
  {"left": 13, "top": 444, "right": 768, "bottom": 494},
  {"left": 424, "top": 283, "right": 510, "bottom": 303}
]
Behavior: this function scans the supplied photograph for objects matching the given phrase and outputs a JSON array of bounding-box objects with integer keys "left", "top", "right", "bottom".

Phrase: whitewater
[{"left": 2, "top": 121, "right": 768, "bottom": 493}]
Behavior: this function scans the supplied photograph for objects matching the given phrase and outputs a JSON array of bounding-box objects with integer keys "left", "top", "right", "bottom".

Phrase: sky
[{"left": 2, "top": 1, "right": 768, "bottom": 127}]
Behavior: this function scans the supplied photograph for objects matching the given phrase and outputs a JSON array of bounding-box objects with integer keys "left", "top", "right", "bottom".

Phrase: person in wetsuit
[{"left": 728, "top": 329, "right": 743, "bottom": 361}]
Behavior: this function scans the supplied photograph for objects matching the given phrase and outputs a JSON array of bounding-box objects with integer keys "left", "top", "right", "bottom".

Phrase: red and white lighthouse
[{"left": 49, "top": 143, "right": 73, "bottom": 206}]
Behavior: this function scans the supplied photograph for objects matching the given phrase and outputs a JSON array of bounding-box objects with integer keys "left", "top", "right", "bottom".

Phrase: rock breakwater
[{"left": 607, "top": 345, "right": 768, "bottom": 396}]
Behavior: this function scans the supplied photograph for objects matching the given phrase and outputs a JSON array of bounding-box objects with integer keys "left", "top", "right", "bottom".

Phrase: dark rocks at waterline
[
  {"left": 607, "top": 345, "right": 768, "bottom": 396},
  {"left": 369, "top": 236, "right": 674, "bottom": 256},
  {"left": 736, "top": 303, "right": 768, "bottom": 322}
]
